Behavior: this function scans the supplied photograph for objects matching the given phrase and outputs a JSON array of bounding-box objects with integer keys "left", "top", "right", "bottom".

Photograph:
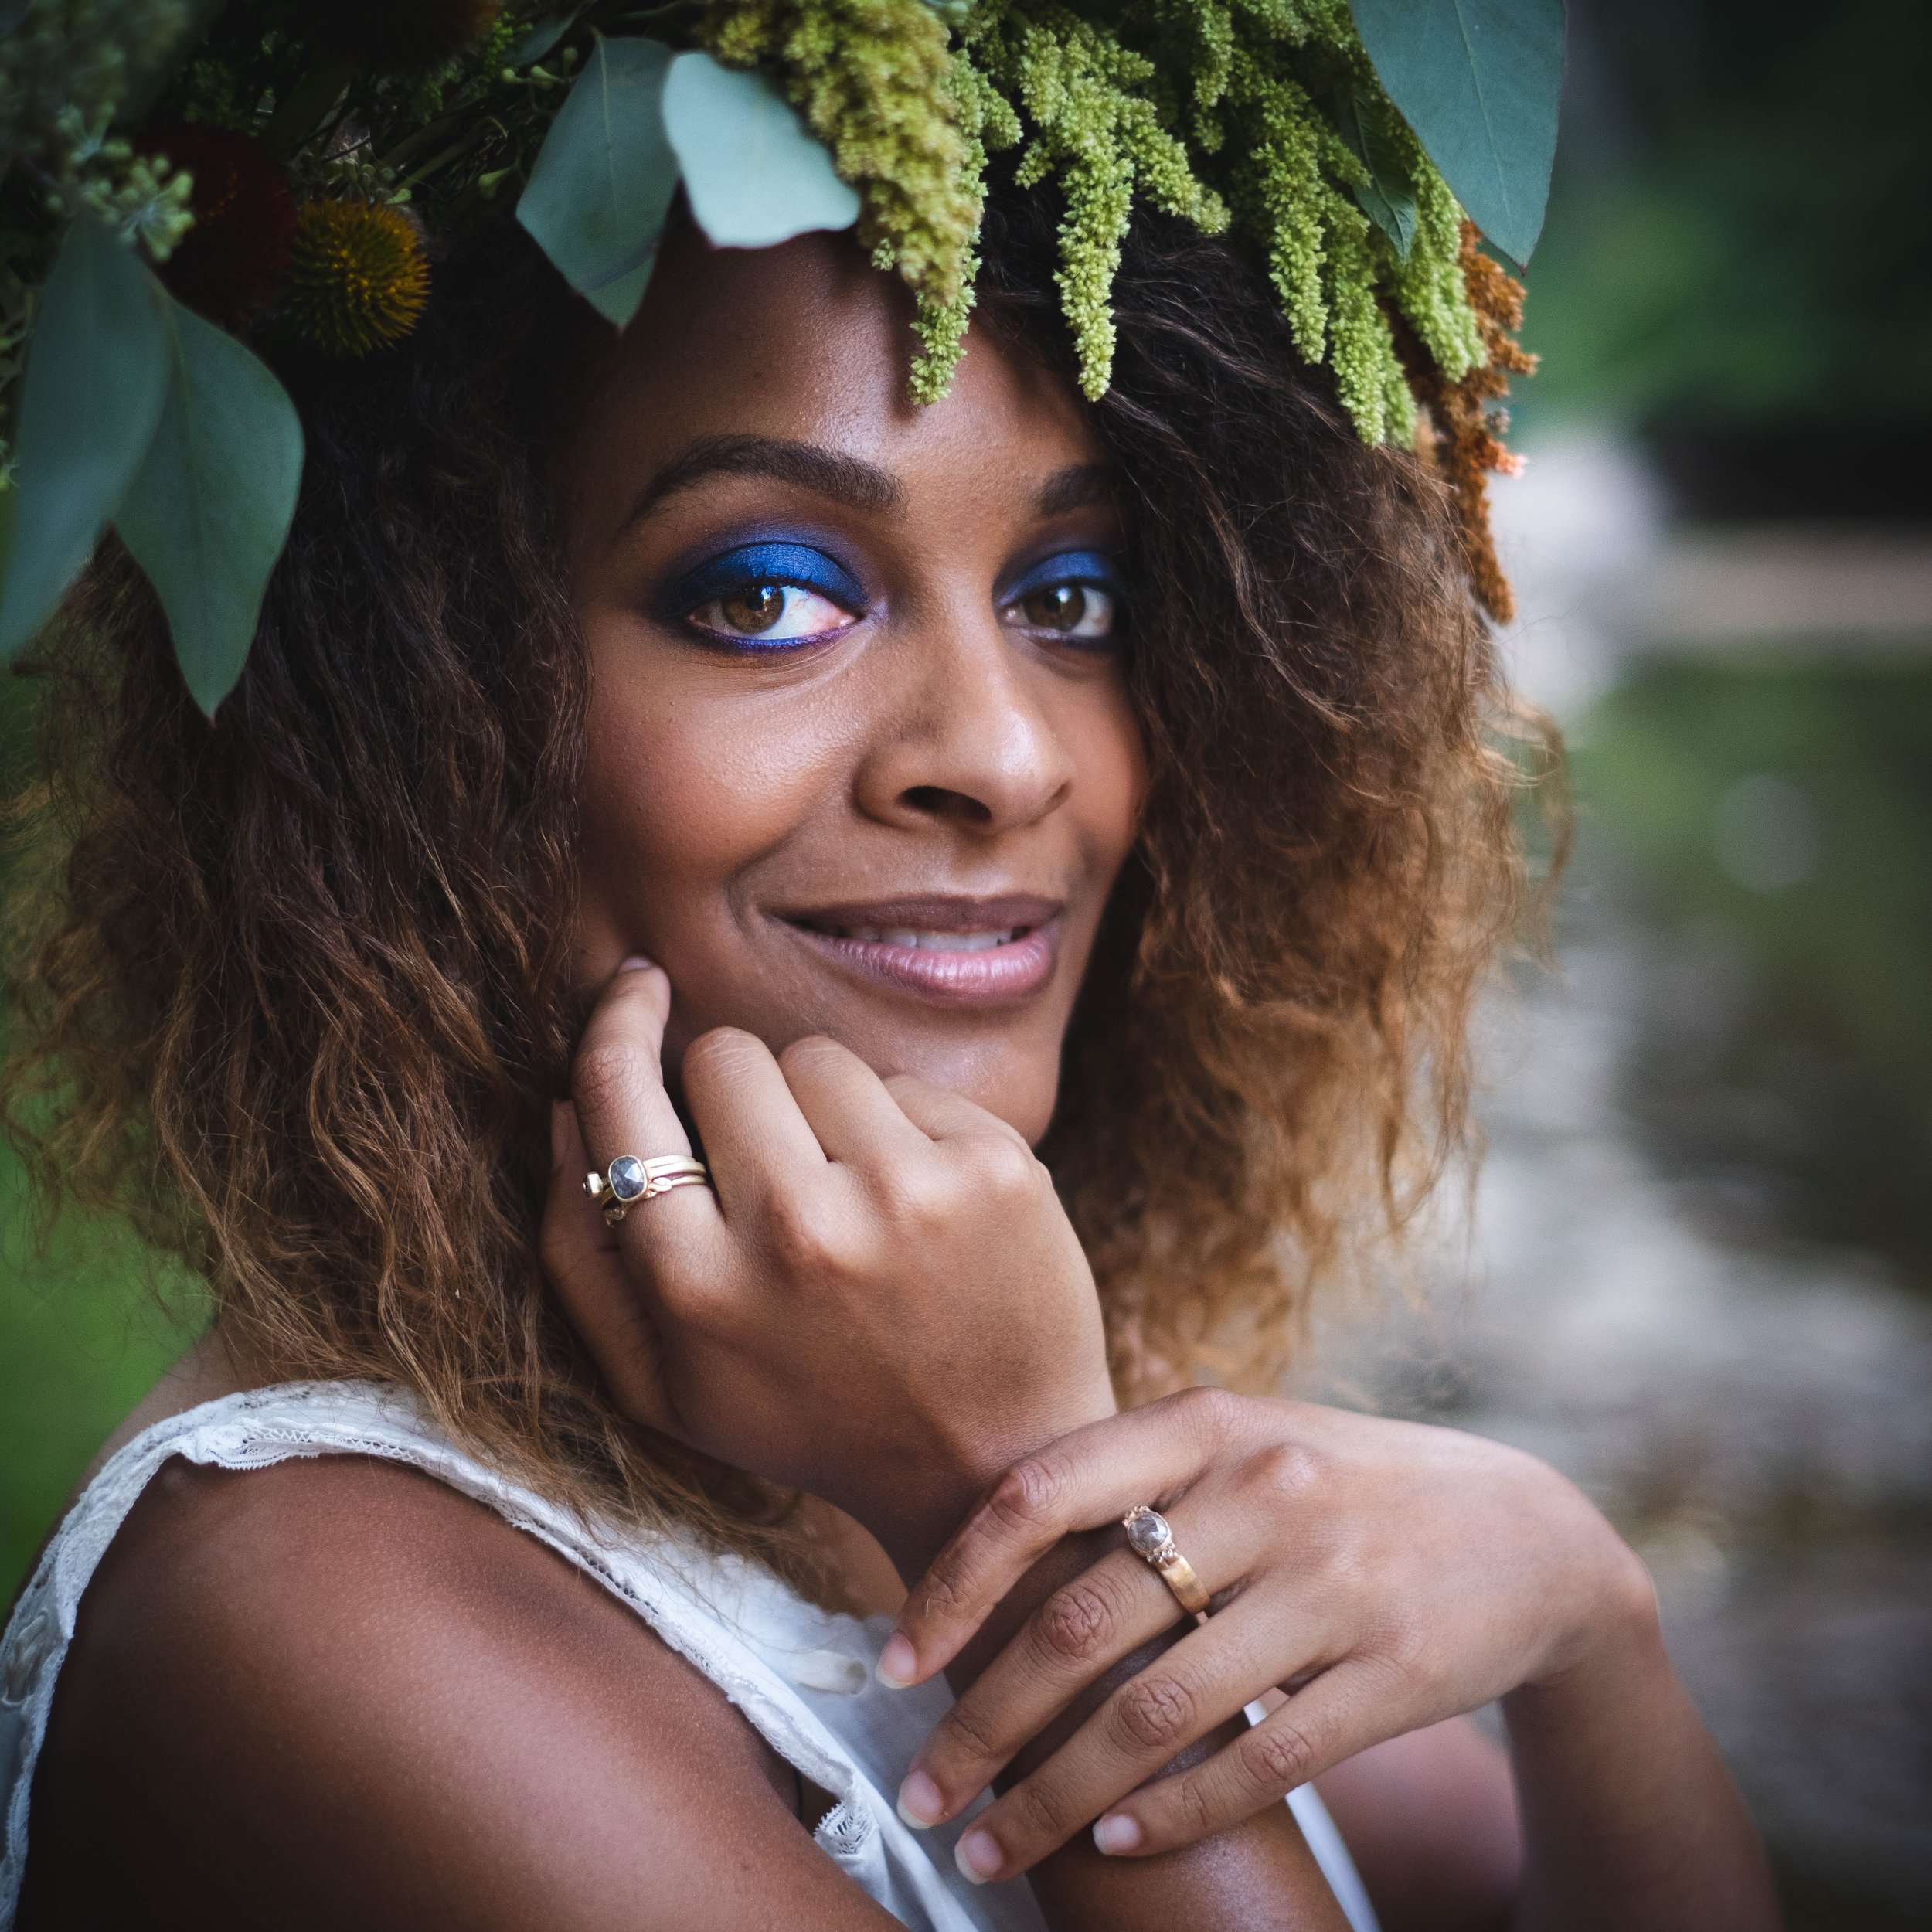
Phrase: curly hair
[{"left": 2, "top": 176, "right": 1549, "bottom": 1575}]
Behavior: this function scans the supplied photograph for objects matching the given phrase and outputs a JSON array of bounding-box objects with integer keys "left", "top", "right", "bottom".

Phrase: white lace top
[{"left": 0, "top": 1381, "right": 1376, "bottom": 1930}]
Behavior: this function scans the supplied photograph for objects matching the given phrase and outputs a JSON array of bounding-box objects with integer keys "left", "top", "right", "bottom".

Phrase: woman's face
[{"left": 563, "top": 226, "right": 1145, "bottom": 1145}]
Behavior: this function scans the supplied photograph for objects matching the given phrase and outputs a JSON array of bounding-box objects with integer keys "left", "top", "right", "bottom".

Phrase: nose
[{"left": 852, "top": 611, "right": 1077, "bottom": 838}]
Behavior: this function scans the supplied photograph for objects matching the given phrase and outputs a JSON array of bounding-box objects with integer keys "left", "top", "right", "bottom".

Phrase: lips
[{"left": 781, "top": 894, "right": 1063, "bottom": 1004}]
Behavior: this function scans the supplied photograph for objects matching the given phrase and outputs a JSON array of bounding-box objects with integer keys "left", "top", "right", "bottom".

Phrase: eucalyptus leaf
[
  {"left": 510, "top": 10, "right": 580, "bottom": 68},
  {"left": 662, "top": 53, "right": 859, "bottom": 250},
  {"left": 517, "top": 36, "right": 679, "bottom": 328},
  {"left": 0, "top": 216, "right": 169, "bottom": 662},
  {"left": 1349, "top": 0, "right": 1564, "bottom": 266},
  {"left": 1338, "top": 88, "right": 1418, "bottom": 260},
  {"left": 113, "top": 288, "right": 304, "bottom": 719}
]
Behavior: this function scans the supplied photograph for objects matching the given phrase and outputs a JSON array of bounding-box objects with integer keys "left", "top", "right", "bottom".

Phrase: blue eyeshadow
[
  {"left": 657, "top": 539, "right": 866, "bottom": 624},
  {"left": 1000, "top": 549, "right": 1124, "bottom": 605}
]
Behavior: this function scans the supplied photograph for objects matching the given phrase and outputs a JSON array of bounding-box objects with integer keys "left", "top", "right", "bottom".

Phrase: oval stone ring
[
  {"left": 1121, "top": 1503, "right": 1213, "bottom": 1617},
  {"left": 583, "top": 1154, "right": 712, "bottom": 1227}
]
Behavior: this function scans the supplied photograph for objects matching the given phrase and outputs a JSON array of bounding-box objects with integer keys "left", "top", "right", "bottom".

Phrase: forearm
[{"left": 1503, "top": 1606, "right": 1777, "bottom": 1932}]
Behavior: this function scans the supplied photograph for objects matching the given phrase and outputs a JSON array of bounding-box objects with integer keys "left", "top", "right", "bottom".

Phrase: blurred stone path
[{"left": 1295, "top": 436, "right": 1932, "bottom": 1920}]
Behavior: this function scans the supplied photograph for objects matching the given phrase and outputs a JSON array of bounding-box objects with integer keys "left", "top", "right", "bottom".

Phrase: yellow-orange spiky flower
[{"left": 283, "top": 199, "right": 430, "bottom": 356}]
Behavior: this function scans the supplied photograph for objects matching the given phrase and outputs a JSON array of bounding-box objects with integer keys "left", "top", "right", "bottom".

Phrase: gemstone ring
[
  {"left": 583, "top": 1154, "right": 711, "bottom": 1226},
  {"left": 1121, "top": 1503, "right": 1213, "bottom": 1617}
]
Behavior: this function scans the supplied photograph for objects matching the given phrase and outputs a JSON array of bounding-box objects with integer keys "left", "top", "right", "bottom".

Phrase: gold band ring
[
  {"left": 584, "top": 1154, "right": 711, "bottom": 1227},
  {"left": 1121, "top": 1504, "right": 1212, "bottom": 1617}
]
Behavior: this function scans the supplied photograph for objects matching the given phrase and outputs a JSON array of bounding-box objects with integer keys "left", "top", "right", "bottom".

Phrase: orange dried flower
[
  {"left": 141, "top": 123, "right": 298, "bottom": 330},
  {"left": 283, "top": 200, "right": 430, "bottom": 357},
  {"left": 1403, "top": 223, "right": 1537, "bottom": 624}
]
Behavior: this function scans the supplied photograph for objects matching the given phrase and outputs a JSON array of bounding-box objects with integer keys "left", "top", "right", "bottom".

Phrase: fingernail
[
  {"left": 955, "top": 1829, "right": 1001, "bottom": 1884},
  {"left": 617, "top": 953, "right": 656, "bottom": 973},
  {"left": 1094, "top": 1814, "right": 1141, "bottom": 1855},
  {"left": 876, "top": 1633, "right": 917, "bottom": 1688},
  {"left": 896, "top": 1770, "right": 944, "bottom": 1829}
]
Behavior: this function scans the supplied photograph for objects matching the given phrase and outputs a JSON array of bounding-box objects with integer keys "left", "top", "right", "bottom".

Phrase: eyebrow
[
  {"left": 621, "top": 434, "right": 904, "bottom": 533},
  {"left": 1034, "top": 463, "right": 1116, "bottom": 517},
  {"left": 617, "top": 439, "right": 1118, "bottom": 539}
]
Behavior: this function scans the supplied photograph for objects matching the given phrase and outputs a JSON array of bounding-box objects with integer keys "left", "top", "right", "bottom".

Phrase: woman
[{"left": 2, "top": 18, "right": 1775, "bottom": 1931}]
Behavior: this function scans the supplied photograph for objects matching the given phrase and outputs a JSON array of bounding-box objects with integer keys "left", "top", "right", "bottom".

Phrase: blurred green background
[{"left": 5, "top": 1, "right": 1929, "bottom": 1924}]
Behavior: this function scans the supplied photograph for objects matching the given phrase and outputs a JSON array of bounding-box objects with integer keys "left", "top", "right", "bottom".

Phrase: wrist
[
  {"left": 1507, "top": 1538, "right": 1665, "bottom": 1723},
  {"left": 855, "top": 1385, "right": 1118, "bottom": 1582}
]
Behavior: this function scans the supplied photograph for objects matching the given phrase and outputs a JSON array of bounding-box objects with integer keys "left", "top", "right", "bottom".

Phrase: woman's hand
[
  {"left": 539, "top": 959, "right": 1117, "bottom": 1573},
  {"left": 879, "top": 1388, "right": 1658, "bottom": 1881}
]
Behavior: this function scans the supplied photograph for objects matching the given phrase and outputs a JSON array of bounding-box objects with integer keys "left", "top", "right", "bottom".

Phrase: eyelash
[{"left": 662, "top": 543, "right": 1126, "bottom": 655}]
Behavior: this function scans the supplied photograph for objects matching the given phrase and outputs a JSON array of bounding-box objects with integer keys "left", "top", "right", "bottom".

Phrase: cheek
[
  {"left": 1071, "top": 678, "right": 1148, "bottom": 883},
  {"left": 573, "top": 651, "right": 838, "bottom": 956}
]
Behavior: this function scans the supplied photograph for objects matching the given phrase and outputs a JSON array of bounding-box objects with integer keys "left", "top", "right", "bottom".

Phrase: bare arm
[{"left": 23, "top": 1455, "right": 903, "bottom": 1932}]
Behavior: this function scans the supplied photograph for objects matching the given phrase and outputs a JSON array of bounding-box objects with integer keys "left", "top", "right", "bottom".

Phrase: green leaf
[
  {"left": 510, "top": 10, "right": 580, "bottom": 68},
  {"left": 112, "top": 289, "right": 304, "bottom": 719},
  {"left": 516, "top": 36, "right": 680, "bottom": 328},
  {"left": 0, "top": 216, "right": 169, "bottom": 662},
  {"left": 662, "top": 53, "right": 860, "bottom": 250},
  {"left": 1349, "top": 0, "right": 1564, "bottom": 266},
  {"left": 1338, "top": 88, "right": 1419, "bottom": 260}
]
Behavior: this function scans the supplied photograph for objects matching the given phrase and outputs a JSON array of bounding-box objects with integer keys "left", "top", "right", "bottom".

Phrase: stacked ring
[
  {"left": 584, "top": 1155, "right": 711, "bottom": 1226},
  {"left": 1121, "top": 1504, "right": 1212, "bottom": 1617}
]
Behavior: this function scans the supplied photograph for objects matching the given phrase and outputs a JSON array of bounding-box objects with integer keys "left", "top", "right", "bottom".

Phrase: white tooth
[
  {"left": 849, "top": 927, "right": 882, "bottom": 944},
  {"left": 883, "top": 929, "right": 922, "bottom": 949}
]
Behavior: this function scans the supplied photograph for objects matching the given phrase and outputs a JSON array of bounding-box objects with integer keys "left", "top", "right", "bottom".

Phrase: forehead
[{"left": 558, "top": 223, "right": 1102, "bottom": 544}]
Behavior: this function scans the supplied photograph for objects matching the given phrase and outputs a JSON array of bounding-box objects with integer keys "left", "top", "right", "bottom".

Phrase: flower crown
[{"left": 0, "top": 0, "right": 1560, "bottom": 715}]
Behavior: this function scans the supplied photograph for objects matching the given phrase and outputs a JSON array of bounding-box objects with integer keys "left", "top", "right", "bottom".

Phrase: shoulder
[{"left": 22, "top": 1451, "right": 871, "bottom": 1930}]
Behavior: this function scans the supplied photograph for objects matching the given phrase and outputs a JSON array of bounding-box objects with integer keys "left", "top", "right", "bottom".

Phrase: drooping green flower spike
[{"left": 0, "top": 0, "right": 1562, "bottom": 716}]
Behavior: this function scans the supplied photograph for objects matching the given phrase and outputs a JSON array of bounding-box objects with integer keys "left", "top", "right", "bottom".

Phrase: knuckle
[
  {"left": 1111, "top": 1672, "right": 1197, "bottom": 1754},
  {"left": 1011, "top": 1776, "right": 1072, "bottom": 1843},
  {"left": 867, "top": 1156, "right": 948, "bottom": 1230},
  {"left": 1033, "top": 1579, "right": 1117, "bottom": 1668},
  {"left": 760, "top": 1186, "right": 843, "bottom": 1278},
  {"left": 912, "top": 1556, "right": 971, "bottom": 1627},
  {"left": 1244, "top": 1719, "right": 1318, "bottom": 1795},
  {"left": 1245, "top": 1440, "right": 1323, "bottom": 1511},
  {"left": 1168, "top": 1769, "right": 1219, "bottom": 1842},
  {"left": 985, "top": 1458, "right": 1067, "bottom": 1538},
  {"left": 966, "top": 1131, "right": 1043, "bottom": 1196},
  {"left": 936, "top": 1694, "right": 1005, "bottom": 1765},
  {"left": 1172, "top": 1384, "right": 1242, "bottom": 1443},
  {"left": 570, "top": 1038, "right": 643, "bottom": 1119}
]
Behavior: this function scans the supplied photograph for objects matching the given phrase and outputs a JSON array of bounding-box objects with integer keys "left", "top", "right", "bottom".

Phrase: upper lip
[{"left": 781, "top": 893, "right": 1063, "bottom": 936}]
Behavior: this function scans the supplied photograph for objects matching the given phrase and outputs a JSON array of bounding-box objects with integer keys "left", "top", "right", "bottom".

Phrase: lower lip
[{"left": 787, "top": 921, "right": 1061, "bottom": 1005}]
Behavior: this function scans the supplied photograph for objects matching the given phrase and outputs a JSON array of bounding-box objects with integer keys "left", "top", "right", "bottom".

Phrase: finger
[
  {"left": 679, "top": 1026, "right": 829, "bottom": 1215},
  {"left": 540, "top": 1100, "right": 677, "bottom": 1434},
  {"left": 903, "top": 1506, "right": 1255, "bottom": 1826},
  {"left": 774, "top": 1035, "right": 930, "bottom": 1167},
  {"left": 1086, "top": 1662, "right": 1377, "bottom": 1862},
  {"left": 570, "top": 960, "right": 726, "bottom": 1262},
  {"left": 881, "top": 1073, "right": 1015, "bottom": 1145},
  {"left": 940, "top": 1592, "right": 1314, "bottom": 1880},
  {"left": 882, "top": 1389, "right": 1236, "bottom": 1687}
]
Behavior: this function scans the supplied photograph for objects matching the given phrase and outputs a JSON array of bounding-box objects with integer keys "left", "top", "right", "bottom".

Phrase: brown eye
[
  {"left": 1021, "top": 583, "right": 1087, "bottom": 631},
  {"left": 719, "top": 583, "right": 785, "bottom": 633},
  {"left": 1005, "top": 578, "right": 1117, "bottom": 643}
]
